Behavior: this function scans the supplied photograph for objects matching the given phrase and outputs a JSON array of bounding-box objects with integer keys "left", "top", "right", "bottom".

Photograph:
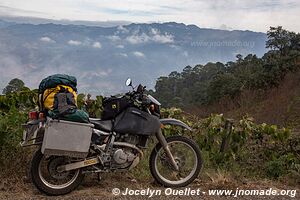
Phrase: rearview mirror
[{"left": 125, "top": 78, "right": 132, "bottom": 87}]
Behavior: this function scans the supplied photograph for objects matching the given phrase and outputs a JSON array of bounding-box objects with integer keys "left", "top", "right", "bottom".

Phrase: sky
[{"left": 0, "top": 0, "right": 300, "bottom": 32}]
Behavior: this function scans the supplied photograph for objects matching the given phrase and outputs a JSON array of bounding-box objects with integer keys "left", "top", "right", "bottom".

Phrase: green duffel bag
[
  {"left": 49, "top": 109, "right": 90, "bottom": 123},
  {"left": 39, "top": 74, "right": 77, "bottom": 93}
]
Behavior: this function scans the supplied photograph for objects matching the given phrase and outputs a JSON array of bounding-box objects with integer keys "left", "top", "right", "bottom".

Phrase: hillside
[
  {"left": 0, "top": 19, "right": 266, "bottom": 95},
  {"left": 153, "top": 26, "right": 300, "bottom": 129},
  {"left": 231, "top": 71, "right": 300, "bottom": 129},
  {"left": 188, "top": 70, "right": 300, "bottom": 129}
]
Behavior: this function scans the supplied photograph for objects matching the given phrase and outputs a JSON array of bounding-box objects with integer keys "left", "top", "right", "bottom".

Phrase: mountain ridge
[{"left": 0, "top": 19, "right": 267, "bottom": 95}]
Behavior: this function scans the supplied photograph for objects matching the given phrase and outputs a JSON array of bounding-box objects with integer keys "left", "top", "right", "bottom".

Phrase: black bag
[
  {"left": 114, "top": 107, "right": 161, "bottom": 136},
  {"left": 101, "top": 96, "right": 131, "bottom": 120}
]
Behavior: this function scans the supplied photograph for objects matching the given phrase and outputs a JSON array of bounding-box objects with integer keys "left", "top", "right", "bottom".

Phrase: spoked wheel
[
  {"left": 30, "top": 149, "right": 84, "bottom": 195},
  {"left": 150, "top": 136, "right": 203, "bottom": 187}
]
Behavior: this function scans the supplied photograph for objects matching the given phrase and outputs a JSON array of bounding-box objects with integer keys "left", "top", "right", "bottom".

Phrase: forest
[{"left": 153, "top": 26, "right": 300, "bottom": 109}]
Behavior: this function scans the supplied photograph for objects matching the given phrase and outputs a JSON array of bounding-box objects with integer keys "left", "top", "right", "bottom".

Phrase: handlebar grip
[{"left": 137, "top": 84, "right": 144, "bottom": 93}]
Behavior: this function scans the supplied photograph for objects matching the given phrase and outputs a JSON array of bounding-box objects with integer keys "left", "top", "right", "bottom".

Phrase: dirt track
[{"left": 0, "top": 173, "right": 298, "bottom": 200}]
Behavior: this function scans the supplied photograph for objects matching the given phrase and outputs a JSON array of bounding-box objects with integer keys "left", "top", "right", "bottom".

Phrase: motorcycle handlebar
[
  {"left": 125, "top": 84, "right": 148, "bottom": 105},
  {"left": 136, "top": 84, "right": 145, "bottom": 93},
  {"left": 126, "top": 84, "right": 146, "bottom": 95}
]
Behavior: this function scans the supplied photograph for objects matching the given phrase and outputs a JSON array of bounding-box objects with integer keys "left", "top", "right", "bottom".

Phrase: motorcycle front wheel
[
  {"left": 30, "top": 149, "right": 85, "bottom": 195},
  {"left": 149, "top": 135, "right": 203, "bottom": 187}
]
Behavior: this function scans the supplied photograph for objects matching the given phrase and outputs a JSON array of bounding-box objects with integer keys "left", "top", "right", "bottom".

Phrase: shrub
[{"left": 160, "top": 108, "right": 299, "bottom": 179}]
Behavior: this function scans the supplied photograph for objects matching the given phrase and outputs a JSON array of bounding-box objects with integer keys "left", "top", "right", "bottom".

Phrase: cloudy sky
[{"left": 0, "top": 0, "right": 299, "bottom": 32}]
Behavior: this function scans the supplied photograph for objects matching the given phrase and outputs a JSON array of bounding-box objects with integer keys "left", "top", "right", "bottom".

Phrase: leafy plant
[
  {"left": 160, "top": 108, "right": 299, "bottom": 179},
  {"left": 0, "top": 89, "right": 299, "bottom": 182}
]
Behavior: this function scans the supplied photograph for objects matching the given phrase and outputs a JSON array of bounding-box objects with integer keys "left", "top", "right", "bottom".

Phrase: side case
[
  {"left": 114, "top": 107, "right": 161, "bottom": 136},
  {"left": 41, "top": 119, "right": 93, "bottom": 158}
]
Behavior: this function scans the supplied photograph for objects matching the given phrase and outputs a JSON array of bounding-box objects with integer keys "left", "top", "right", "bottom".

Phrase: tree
[
  {"left": 168, "top": 71, "right": 181, "bottom": 78},
  {"left": 236, "top": 54, "right": 243, "bottom": 63},
  {"left": 182, "top": 65, "right": 192, "bottom": 76},
  {"left": 2, "top": 78, "right": 25, "bottom": 95},
  {"left": 290, "top": 33, "right": 300, "bottom": 51},
  {"left": 266, "top": 26, "right": 294, "bottom": 54}
]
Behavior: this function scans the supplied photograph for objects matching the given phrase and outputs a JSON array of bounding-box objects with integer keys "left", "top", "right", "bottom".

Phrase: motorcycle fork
[{"left": 155, "top": 130, "right": 179, "bottom": 171}]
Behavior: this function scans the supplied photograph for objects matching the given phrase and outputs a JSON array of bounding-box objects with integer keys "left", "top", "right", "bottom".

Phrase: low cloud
[
  {"left": 107, "top": 35, "right": 121, "bottom": 42},
  {"left": 150, "top": 28, "right": 174, "bottom": 43},
  {"left": 169, "top": 44, "right": 180, "bottom": 50},
  {"left": 79, "top": 68, "right": 112, "bottom": 79},
  {"left": 133, "top": 51, "right": 145, "bottom": 57},
  {"left": 118, "top": 53, "right": 128, "bottom": 57},
  {"left": 116, "top": 44, "right": 124, "bottom": 49},
  {"left": 40, "top": 36, "right": 55, "bottom": 43},
  {"left": 0, "top": 54, "right": 23, "bottom": 81},
  {"left": 126, "top": 33, "right": 149, "bottom": 44},
  {"left": 126, "top": 28, "right": 174, "bottom": 44},
  {"left": 92, "top": 41, "right": 102, "bottom": 48},
  {"left": 117, "top": 25, "right": 129, "bottom": 33},
  {"left": 68, "top": 40, "right": 82, "bottom": 46},
  {"left": 183, "top": 51, "right": 188, "bottom": 57}
]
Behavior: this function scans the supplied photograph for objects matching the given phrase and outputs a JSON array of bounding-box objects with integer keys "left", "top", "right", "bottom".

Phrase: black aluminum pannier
[
  {"left": 114, "top": 107, "right": 161, "bottom": 135},
  {"left": 101, "top": 96, "right": 130, "bottom": 120}
]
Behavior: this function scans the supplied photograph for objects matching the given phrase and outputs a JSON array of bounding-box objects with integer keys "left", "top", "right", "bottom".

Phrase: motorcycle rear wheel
[
  {"left": 30, "top": 148, "right": 85, "bottom": 195},
  {"left": 149, "top": 135, "right": 203, "bottom": 187}
]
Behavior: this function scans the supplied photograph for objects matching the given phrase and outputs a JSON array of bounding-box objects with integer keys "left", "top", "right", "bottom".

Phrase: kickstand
[{"left": 97, "top": 173, "right": 102, "bottom": 182}]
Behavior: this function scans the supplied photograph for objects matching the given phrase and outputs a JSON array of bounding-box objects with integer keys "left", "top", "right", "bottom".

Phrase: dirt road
[{"left": 0, "top": 173, "right": 298, "bottom": 200}]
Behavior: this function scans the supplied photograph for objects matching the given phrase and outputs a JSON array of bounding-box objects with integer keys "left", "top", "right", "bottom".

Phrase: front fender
[{"left": 160, "top": 118, "right": 192, "bottom": 131}]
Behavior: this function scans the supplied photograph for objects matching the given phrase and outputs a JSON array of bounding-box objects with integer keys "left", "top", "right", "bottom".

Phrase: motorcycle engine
[
  {"left": 110, "top": 148, "right": 138, "bottom": 169},
  {"left": 110, "top": 134, "right": 146, "bottom": 169},
  {"left": 113, "top": 148, "right": 136, "bottom": 165}
]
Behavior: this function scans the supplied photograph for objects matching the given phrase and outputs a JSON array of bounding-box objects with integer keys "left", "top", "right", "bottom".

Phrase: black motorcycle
[{"left": 22, "top": 78, "right": 203, "bottom": 195}]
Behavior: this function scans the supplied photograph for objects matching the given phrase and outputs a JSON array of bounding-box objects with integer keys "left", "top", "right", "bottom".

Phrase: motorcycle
[{"left": 21, "top": 78, "right": 203, "bottom": 195}]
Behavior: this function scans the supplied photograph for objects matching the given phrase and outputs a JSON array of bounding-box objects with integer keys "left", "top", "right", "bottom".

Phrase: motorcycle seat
[{"left": 89, "top": 118, "right": 112, "bottom": 132}]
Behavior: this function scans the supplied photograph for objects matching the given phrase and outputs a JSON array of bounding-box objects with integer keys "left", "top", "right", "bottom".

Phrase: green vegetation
[
  {"left": 153, "top": 26, "right": 300, "bottom": 107},
  {"left": 2, "top": 78, "right": 30, "bottom": 95},
  {"left": 0, "top": 89, "right": 38, "bottom": 177},
  {"left": 77, "top": 93, "right": 103, "bottom": 118},
  {"left": 1, "top": 90, "right": 298, "bottom": 183},
  {"left": 0, "top": 89, "right": 37, "bottom": 153},
  {"left": 163, "top": 108, "right": 299, "bottom": 181}
]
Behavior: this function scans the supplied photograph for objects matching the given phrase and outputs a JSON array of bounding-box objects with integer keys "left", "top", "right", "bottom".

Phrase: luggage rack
[{"left": 20, "top": 120, "right": 44, "bottom": 147}]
